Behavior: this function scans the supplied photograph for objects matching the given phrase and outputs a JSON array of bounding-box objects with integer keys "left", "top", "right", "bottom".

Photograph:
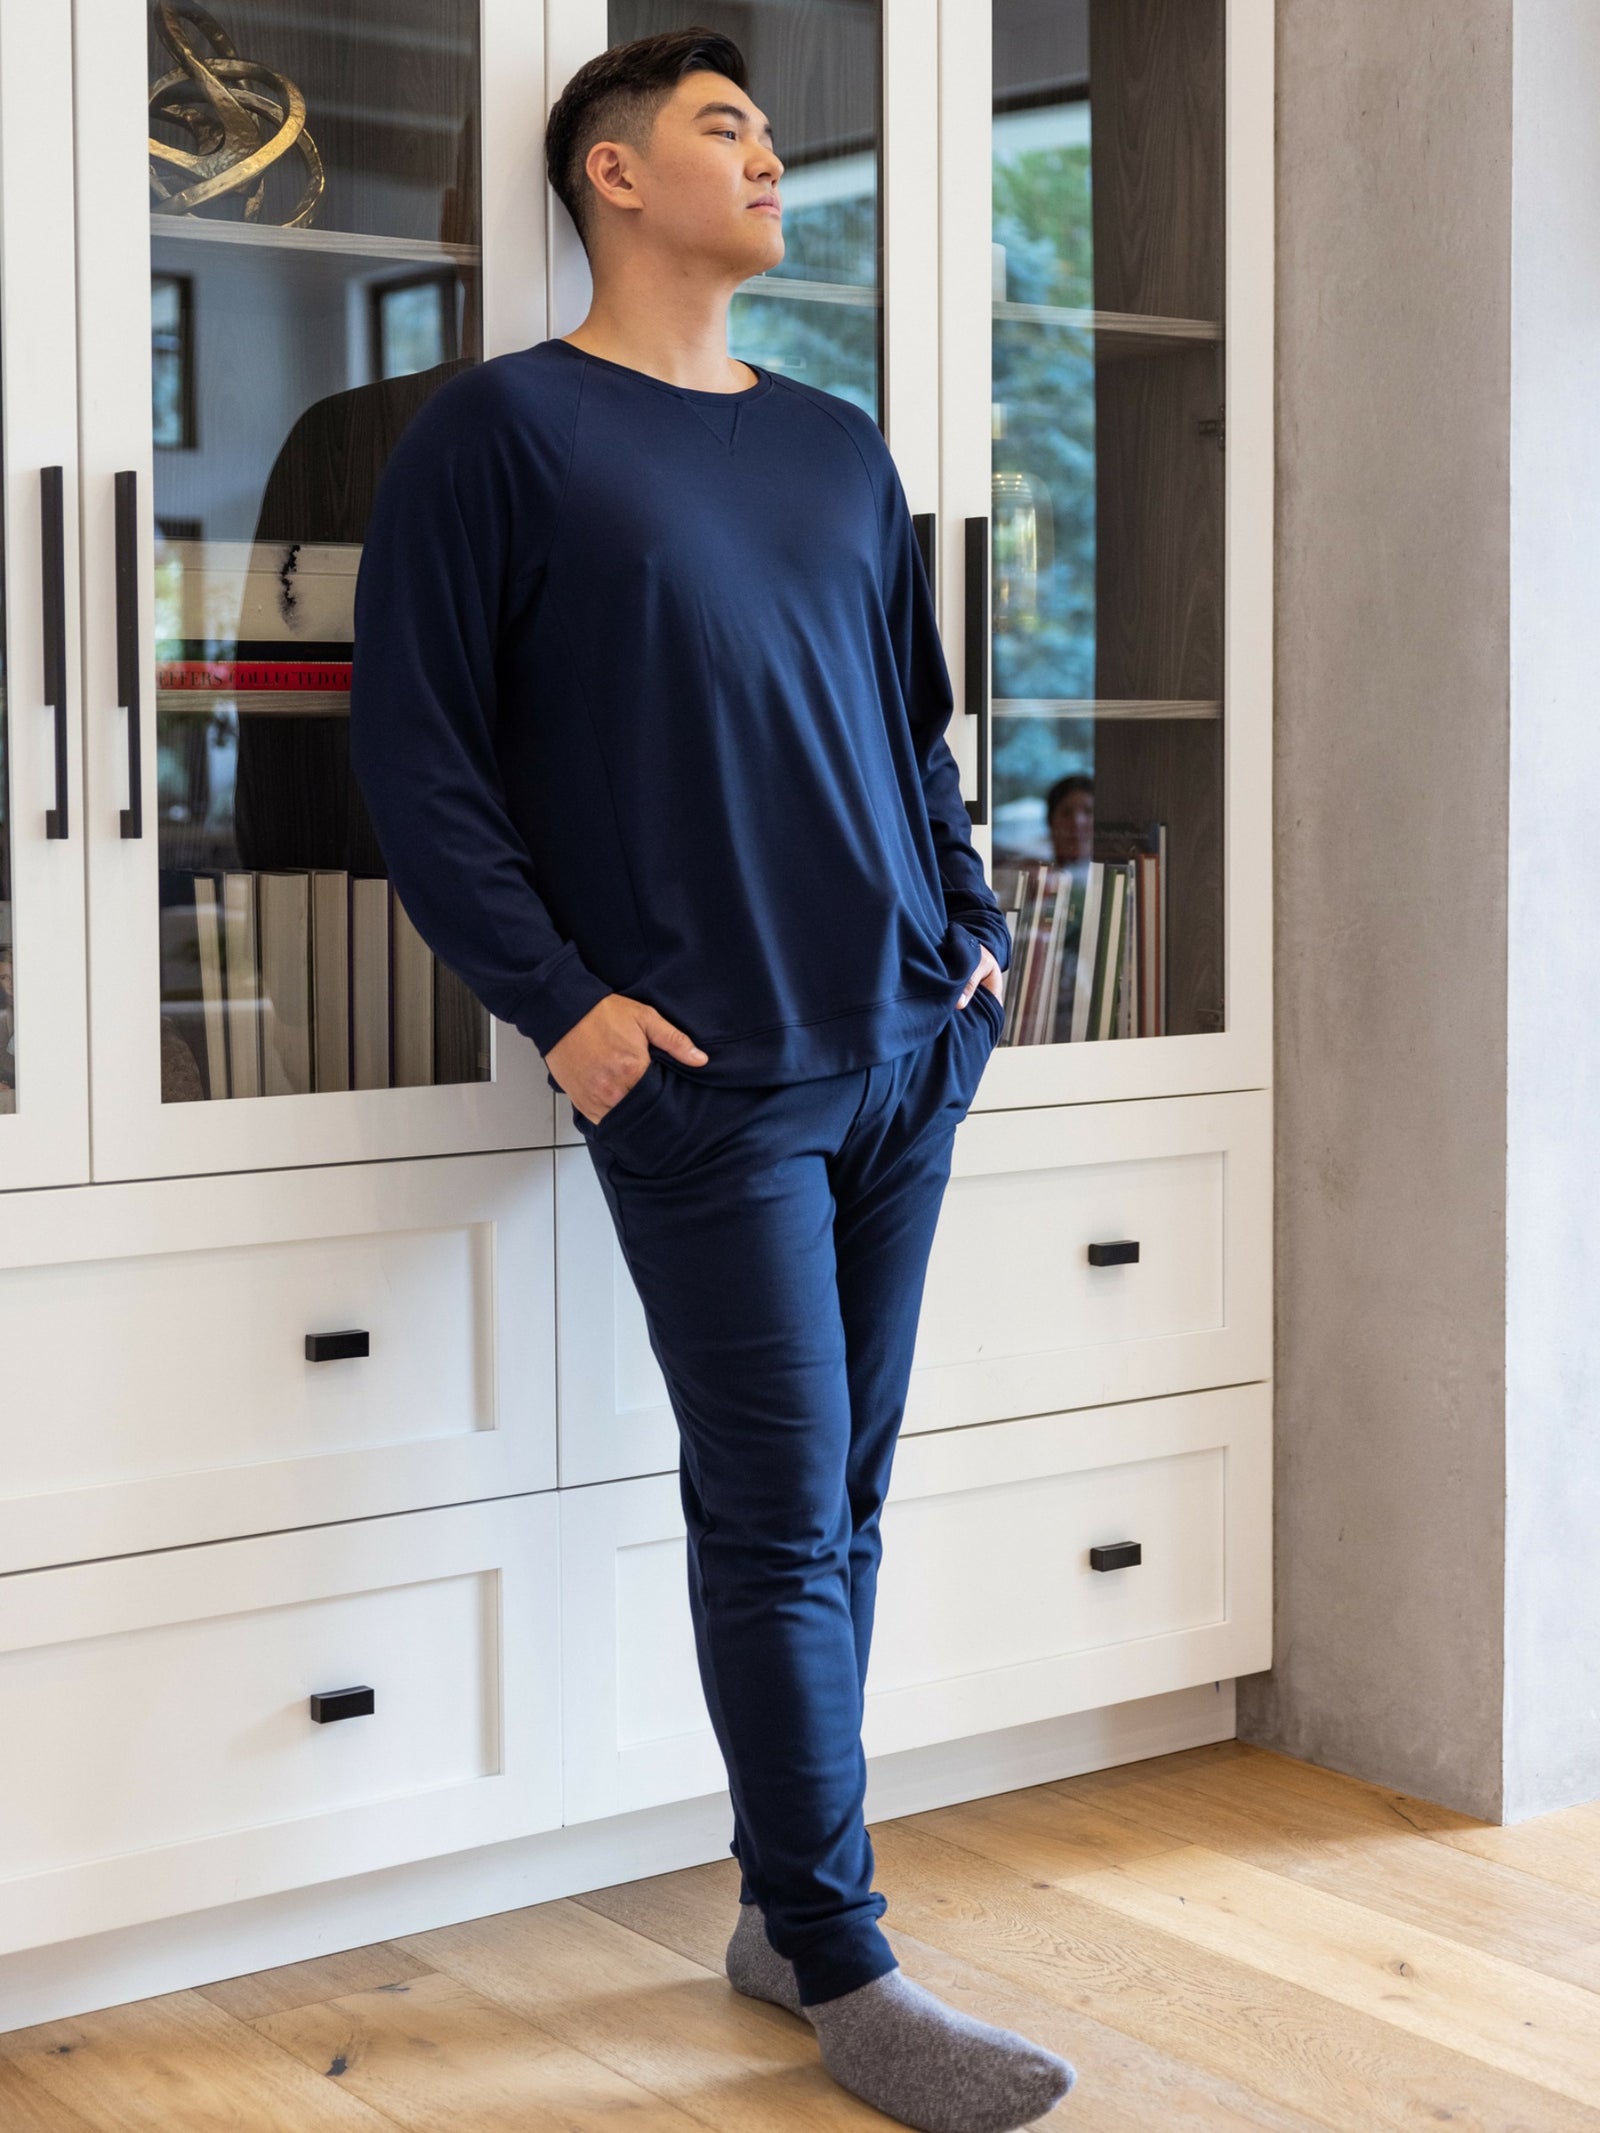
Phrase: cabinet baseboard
[{"left": 0, "top": 1680, "right": 1236, "bottom": 2036}]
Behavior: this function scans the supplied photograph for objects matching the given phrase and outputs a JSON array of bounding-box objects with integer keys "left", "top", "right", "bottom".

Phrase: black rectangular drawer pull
[
  {"left": 1090, "top": 1542, "right": 1142, "bottom": 1573},
  {"left": 1087, "top": 1239, "right": 1140, "bottom": 1267},
  {"left": 310, "top": 1685, "right": 375, "bottom": 1724},
  {"left": 305, "top": 1328, "right": 370, "bottom": 1362}
]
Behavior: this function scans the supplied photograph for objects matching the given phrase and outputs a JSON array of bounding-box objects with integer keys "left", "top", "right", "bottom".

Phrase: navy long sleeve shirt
[{"left": 348, "top": 335, "right": 1011, "bottom": 1088}]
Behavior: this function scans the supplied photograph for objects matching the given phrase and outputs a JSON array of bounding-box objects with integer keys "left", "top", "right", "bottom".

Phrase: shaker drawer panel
[
  {"left": 555, "top": 1145, "right": 678, "bottom": 1489},
  {"left": 0, "top": 1155, "right": 555, "bottom": 1572},
  {"left": 557, "top": 1089, "right": 1269, "bottom": 1491},
  {"left": 911, "top": 1088, "right": 1270, "bottom": 1429},
  {"left": 865, "top": 1382, "right": 1271, "bottom": 1755},
  {"left": 0, "top": 1495, "right": 560, "bottom": 1954},
  {"left": 558, "top": 1382, "right": 1270, "bottom": 1825},
  {"left": 876, "top": 1447, "right": 1226, "bottom": 1690}
]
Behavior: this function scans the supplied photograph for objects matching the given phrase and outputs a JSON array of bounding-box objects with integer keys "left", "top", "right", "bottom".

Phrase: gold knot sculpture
[{"left": 148, "top": 1, "right": 325, "bottom": 226}]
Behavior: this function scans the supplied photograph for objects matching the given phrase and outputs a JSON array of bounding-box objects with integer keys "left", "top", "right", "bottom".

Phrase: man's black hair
[
  {"left": 545, "top": 28, "right": 751, "bottom": 258},
  {"left": 1046, "top": 772, "right": 1095, "bottom": 816}
]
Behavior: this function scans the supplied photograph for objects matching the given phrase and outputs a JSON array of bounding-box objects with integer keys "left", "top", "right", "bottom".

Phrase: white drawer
[
  {"left": 912, "top": 1087, "right": 1271, "bottom": 1428},
  {"left": 866, "top": 1379, "right": 1271, "bottom": 1755},
  {"left": 0, "top": 1495, "right": 559, "bottom": 1954},
  {"left": 558, "top": 1381, "right": 1271, "bottom": 1824},
  {"left": 556, "top": 1089, "right": 1270, "bottom": 1487},
  {"left": 0, "top": 1154, "right": 555, "bottom": 1573}
]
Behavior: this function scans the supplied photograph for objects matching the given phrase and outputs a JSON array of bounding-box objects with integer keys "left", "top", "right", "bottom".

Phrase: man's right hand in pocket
[{"left": 547, "top": 994, "right": 709, "bottom": 1126}]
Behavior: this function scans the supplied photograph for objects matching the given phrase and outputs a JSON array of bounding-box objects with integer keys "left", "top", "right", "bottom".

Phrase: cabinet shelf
[
  {"left": 994, "top": 698, "right": 1222, "bottom": 723},
  {"left": 993, "top": 301, "right": 1222, "bottom": 358},
  {"left": 736, "top": 271, "right": 880, "bottom": 309},
  {"left": 148, "top": 216, "right": 479, "bottom": 270},
  {"left": 156, "top": 691, "right": 349, "bottom": 718}
]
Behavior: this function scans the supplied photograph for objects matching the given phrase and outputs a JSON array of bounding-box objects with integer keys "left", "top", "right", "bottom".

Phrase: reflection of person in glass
[
  {"left": 1047, "top": 771, "right": 1094, "bottom": 864},
  {"left": 347, "top": 28, "right": 1073, "bottom": 2130},
  {"left": 1046, "top": 773, "right": 1094, "bottom": 1042}
]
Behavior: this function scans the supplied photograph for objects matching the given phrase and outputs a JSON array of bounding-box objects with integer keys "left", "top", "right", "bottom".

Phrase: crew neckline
[{"left": 549, "top": 336, "right": 773, "bottom": 404}]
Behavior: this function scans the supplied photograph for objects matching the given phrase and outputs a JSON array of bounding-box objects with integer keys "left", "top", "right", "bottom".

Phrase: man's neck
[{"left": 561, "top": 282, "right": 755, "bottom": 393}]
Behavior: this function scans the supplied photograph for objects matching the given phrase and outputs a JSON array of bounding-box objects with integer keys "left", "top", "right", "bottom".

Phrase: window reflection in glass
[
  {"left": 608, "top": 0, "right": 883, "bottom": 418},
  {"left": 990, "top": 0, "right": 1224, "bottom": 1047},
  {"left": 145, "top": 0, "right": 489, "bottom": 1100}
]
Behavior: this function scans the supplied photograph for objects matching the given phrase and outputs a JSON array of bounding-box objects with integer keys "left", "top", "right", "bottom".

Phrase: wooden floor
[{"left": 5, "top": 1739, "right": 1600, "bottom": 2130}]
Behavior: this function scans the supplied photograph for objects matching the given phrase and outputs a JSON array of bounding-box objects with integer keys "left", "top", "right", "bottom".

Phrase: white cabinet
[
  {"left": 47, "top": 0, "right": 557, "bottom": 1187},
  {"left": 0, "top": 1495, "right": 562, "bottom": 1955},
  {"left": 558, "top": 1088, "right": 1270, "bottom": 1488},
  {"left": 558, "top": 1383, "right": 1270, "bottom": 1826},
  {"left": 0, "top": 0, "right": 91, "bottom": 1189},
  {"left": 0, "top": 1153, "right": 556, "bottom": 1573},
  {"left": 0, "top": 0, "right": 1274, "bottom": 2017}
]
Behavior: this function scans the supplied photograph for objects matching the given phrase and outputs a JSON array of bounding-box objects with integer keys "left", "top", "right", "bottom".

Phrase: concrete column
[{"left": 1240, "top": 0, "right": 1586, "bottom": 1821}]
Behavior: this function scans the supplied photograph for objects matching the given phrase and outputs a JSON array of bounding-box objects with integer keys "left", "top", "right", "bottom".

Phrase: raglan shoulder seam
[
  {"left": 455, "top": 347, "right": 584, "bottom": 614},
  {"left": 768, "top": 374, "right": 888, "bottom": 554},
  {"left": 542, "top": 350, "right": 587, "bottom": 581}
]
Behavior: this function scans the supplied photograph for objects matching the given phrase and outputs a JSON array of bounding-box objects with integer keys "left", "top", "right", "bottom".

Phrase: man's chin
[{"left": 738, "top": 224, "right": 785, "bottom": 268}]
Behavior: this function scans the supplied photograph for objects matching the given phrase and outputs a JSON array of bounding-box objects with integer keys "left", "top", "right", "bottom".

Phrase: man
[{"left": 348, "top": 28, "right": 1076, "bottom": 2132}]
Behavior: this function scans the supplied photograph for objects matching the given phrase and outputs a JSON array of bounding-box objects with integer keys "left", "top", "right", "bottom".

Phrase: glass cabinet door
[
  {"left": 77, "top": 0, "right": 551, "bottom": 1181},
  {"left": 0, "top": 0, "right": 92, "bottom": 1191},
  {"left": 545, "top": 0, "right": 941, "bottom": 698},
  {"left": 947, "top": 0, "right": 1271, "bottom": 1104},
  {"left": 552, "top": 0, "right": 938, "bottom": 430},
  {"left": 596, "top": 1, "right": 887, "bottom": 412}
]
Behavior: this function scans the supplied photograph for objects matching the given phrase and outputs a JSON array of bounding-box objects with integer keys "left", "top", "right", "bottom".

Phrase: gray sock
[
  {"left": 723, "top": 1899, "right": 805, "bottom": 2016},
  {"left": 803, "top": 1967, "right": 1076, "bottom": 2133}
]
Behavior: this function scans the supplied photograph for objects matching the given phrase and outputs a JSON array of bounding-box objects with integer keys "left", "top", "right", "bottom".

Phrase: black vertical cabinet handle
[
  {"left": 963, "top": 515, "right": 989, "bottom": 826},
  {"left": 40, "top": 467, "right": 68, "bottom": 839},
  {"left": 1087, "top": 1239, "right": 1140, "bottom": 1267},
  {"left": 911, "top": 509, "right": 937, "bottom": 597},
  {"left": 114, "top": 469, "right": 143, "bottom": 839},
  {"left": 1090, "top": 1541, "right": 1142, "bottom": 1572}
]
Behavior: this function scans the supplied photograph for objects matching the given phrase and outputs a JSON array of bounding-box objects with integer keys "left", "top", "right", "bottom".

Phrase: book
[
  {"left": 220, "top": 871, "right": 262, "bottom": 1098},
  {"left": 311, "top": 871, "right": 351, "bottom": 1092},
  {"left": 1088, "top": 863, "right": 1126, "bottom": 1040},
  {"left": 1093, "top": 820, "right": 1166, "bottom": 1037},
  {"left": 193, "top": 872, "right": 229, "bottom": 1098},
  {"left": 1070, "top": 863, "right": 1104, "bottom": 1043},
  {"left": 389, "top": 886, "right": 435, "bottom": 1088},
  {"left": 257, "top": 870, "right": 313, "bottom": 1096},
  {"left": 349, "top": 876, "right": 391, "bottom": 1090},
  {"left": 435, "top": 958, "right": 491, "bottom": 1084}
]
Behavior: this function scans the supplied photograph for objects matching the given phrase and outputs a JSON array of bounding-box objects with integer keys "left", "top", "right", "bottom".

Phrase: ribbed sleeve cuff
[
  {"left": 949, "top": 904, "right": 1013, "bottom": 978},
  {"left": 508, "top": 943, "right": 615, "bottom": 1058}
]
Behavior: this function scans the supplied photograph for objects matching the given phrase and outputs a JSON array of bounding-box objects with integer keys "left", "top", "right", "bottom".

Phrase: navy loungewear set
[{"left": 348, "top": 335, "right": 1013, "bottom": 2008}]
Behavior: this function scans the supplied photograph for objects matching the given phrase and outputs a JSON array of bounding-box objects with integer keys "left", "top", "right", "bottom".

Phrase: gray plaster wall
[
  {"left": 1237, "top": 1, "right": 1513, "bottom": 1817},
  {"left": 1504, "top": 0, "right": 1600, "bottom": 1817}
]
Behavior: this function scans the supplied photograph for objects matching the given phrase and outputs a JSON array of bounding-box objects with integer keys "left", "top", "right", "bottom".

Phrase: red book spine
[{"left": 157, "top": 659, "right": 353, "bottom": 691}]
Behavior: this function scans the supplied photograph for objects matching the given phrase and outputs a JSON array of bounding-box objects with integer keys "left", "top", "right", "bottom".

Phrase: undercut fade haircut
[{"left": 545, "top": 28, "right": 751, "bottom": 259}]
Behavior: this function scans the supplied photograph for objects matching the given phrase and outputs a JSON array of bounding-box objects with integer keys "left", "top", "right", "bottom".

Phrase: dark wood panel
[
  {"left": 1094, "top": 713, "right": 1223, "bottom": 1036},
  {"left": 1088, "top": 0, "right": 1224, "bottom": 321},
  {"left": 1093, "top": 341, "right": 1224, "bottom": 702}
]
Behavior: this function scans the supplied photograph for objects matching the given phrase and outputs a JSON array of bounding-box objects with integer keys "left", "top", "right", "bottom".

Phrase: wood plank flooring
[{"left": 5, "top": 1740, "right": 1600, "bottom": 2130}]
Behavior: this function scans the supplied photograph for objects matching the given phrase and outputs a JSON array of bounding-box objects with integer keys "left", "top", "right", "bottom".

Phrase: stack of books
[
  {"left": 992, "top": 820, "right": 1166, "bottom": 1045},
  {"left": 187, "top": 869, "right": 487, "bottom": 1098}
]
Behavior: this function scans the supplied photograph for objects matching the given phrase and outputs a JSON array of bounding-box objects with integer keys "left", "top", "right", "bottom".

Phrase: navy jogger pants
[{"left": 572, "top": 980, "right": 1004, "bottom": 2006}]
